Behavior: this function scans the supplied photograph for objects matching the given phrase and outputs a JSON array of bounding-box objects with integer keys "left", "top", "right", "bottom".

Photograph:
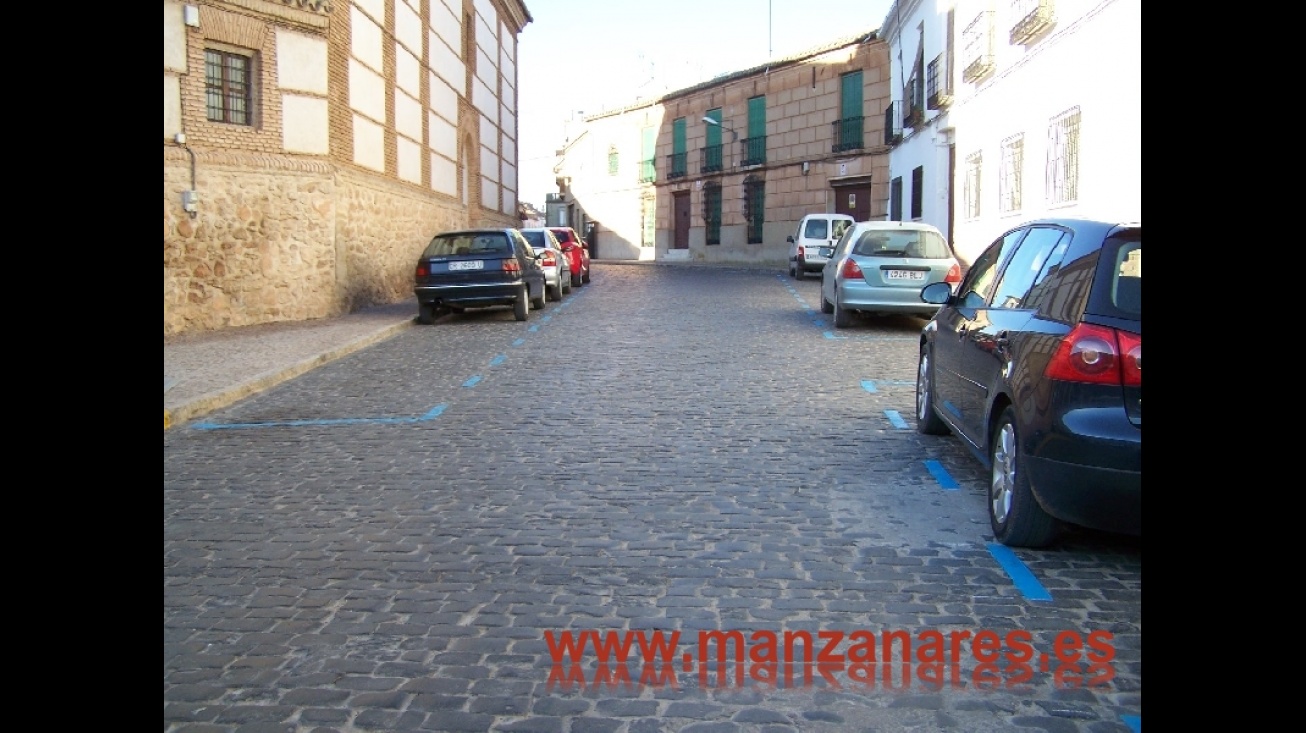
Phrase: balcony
[
  {"left": 741, "top": 135, "right": 766, "bottom": 167},
  {"left": 883, "top": 101, "right": 902, "bottom": 145},
  {"left": 1010, "top": 0, "right": 1055, "bottom": 44},
  {"left": 831, "top": 116, "right": 864, "bottom": 153},
  {"left": 666, "top": 152, "right": 687, "bottom": 179},
  {"left": 701, "top": 144, "right": 723, "bottom": 173},
  {"left": 927, "top": 54, "right": 952, "bottom": 109},
  {"left": 903, "top": 75, "right": 925, "bottom": 129},
  {"left": 962, "top": 10, "right": 995, "bottom": 82},
  {"left": 638, "top": 158, "right": 655, "bottom": 183}
]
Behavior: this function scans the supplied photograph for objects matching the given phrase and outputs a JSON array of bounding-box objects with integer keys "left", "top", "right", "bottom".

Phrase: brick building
[
  {"left": 552, "top": 32, "right": 892, "bottom": 266},
  {"left": 163, "top": 0, "right": 531, "bottom": 336}
]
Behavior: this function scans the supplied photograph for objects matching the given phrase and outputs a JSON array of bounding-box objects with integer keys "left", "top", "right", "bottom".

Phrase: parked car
[
  {"left": 413, "top": 228, "right": 547, "bottom": 324},
  {"left": 788, "top": 213, "right": 854, "bottom": 279},
  {"left": 519, "top": 227, "right": 572, "bottom": 302},
  {"left": 915, "top": 218, "right": 1141, "bottom": 548},
  {"left": 820, "top": 221, "right": 961, "bottom": 327},
  {"left": 549, "top": 227, "right": 591, "bottom": 287}
]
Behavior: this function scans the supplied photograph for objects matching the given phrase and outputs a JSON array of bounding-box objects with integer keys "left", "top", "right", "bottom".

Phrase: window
[
  {"left": 999, "top": 134, "right": 1023, "bottom": 214},
  {"left": 890, "top": 177, "right": 903, "bottom": 221},
  {"left": 641, "top": 193, "right": 655, "bottom": 247},
  {"left": 744, "top": 96, "right": 767, "bottom": 165},
  {"left": 669, "top": 118, "right": 687, "bottom": 178},
  {"left": 911, "top": 166, "right": 924, "bottom": 219},
  {"left": 608, "top": 146, "right": 619, "bottom": 176},
  {"left": 703, "top": 183, "right": 722, "bottom": 245},
  {"left": 702, "top": 108, "right": 723, "bottom": 173},
  {"left": 834, "top": 71, "right": 864, "bottom": 152},
  {"left": 1046, "top": 107, "right": 1080, "bottom": 205},
  {"left": 957, "top": 228, "right": 1026, "bottom": 309},
  {"left": 640, "top": 127, "right": 656, "bottom": 183},
  {"left": 743, "top": 177, "right": 765, "bottom": 244},
  {"left": 962, "top": 10, "right": 995, "bottom": 82},
  {"left": 964, "top": 152, "right": 982, "bottom": 219},
  {"left": 205, "top": 48, "right": 255, "bottom": 125},
  {"left": 990, "top": 226, "right": 1065, "bottom": 309}
]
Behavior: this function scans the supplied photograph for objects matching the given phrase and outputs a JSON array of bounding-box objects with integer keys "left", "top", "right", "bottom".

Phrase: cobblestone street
[{"left": 164, "top": 264, "right": 1142, "bottom": 733}]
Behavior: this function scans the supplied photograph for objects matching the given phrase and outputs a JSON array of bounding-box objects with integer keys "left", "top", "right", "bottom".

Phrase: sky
[{"left": 514, "top": 0, "right": 896, "bottom": 208}]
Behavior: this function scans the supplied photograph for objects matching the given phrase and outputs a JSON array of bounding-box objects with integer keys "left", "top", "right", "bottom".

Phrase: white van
[{"left": 787, "top": 213, "right": 855, "bottom": 279}]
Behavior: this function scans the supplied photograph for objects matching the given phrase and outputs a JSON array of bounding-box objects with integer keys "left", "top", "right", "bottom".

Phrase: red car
[{"left": 549, "top": 227, "right": 591, "bottom": 287}]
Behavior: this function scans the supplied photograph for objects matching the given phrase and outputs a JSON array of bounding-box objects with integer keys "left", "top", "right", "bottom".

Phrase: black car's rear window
[
  {"left": 1111, "top": 238, "right": 1141, "bottom": 316},
  {"left": 422, "top": 233, "right": 510, "bottom": 257},
  {"left": 852, "top": 229, "right": 951, "bottom": 259}
]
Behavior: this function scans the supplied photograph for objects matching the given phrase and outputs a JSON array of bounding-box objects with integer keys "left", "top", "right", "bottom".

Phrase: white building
[
  {"left": 880, "top": 0, "right": 958, "bottom": 249},
  {"left": 948, "top": 0, "right": 1141, "bottom": 265}
]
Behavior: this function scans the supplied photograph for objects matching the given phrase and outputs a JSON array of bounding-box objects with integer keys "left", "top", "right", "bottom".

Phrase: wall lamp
[{"left": 701, "top": 116, "right": 739, "bottom": 142}]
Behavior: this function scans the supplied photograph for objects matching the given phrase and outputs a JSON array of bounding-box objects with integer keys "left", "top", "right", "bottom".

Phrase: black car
[
  {"left": 915, "top": 219, "right": 1141, "bottom": 548},
  {"left": 414, "top": 228, "right": 547, "bottom": 324}
]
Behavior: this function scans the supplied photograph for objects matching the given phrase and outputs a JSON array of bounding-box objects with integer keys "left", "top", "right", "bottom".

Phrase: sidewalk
[{"left": 164, "top": 298, "right": 418, "bottom": 430}]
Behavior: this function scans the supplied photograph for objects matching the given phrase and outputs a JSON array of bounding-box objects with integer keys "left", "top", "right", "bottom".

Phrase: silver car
[
  {"left": 820, "top": 221, "right": 962, "bottom": 327},
  {"left": 519, "top": 228, "right": 572, "bottom": 302}
]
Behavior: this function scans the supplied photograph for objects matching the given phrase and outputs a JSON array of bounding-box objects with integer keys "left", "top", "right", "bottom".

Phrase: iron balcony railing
[
  {"left": 667, "top": 152, "right": 687, "bottom": 179},
  {"left": 701, "top": 144, "right": 723, "bottom": 173},
  {"left": 741, "top": 136, "right": 766, "bottom": 166},
  {"left": 927, "top": 53, "right": 952, "bottom": 109},
  {"left": 832, "top": 117, "right": 864, "bottom": 153},
  {"left": 884, "top": 101, "right": 902, "bottom": 145}
]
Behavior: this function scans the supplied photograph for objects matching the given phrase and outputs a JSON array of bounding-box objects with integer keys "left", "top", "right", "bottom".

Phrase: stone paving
[{"left": 164, "top": 263, "right": 1142, "bottom": 732}]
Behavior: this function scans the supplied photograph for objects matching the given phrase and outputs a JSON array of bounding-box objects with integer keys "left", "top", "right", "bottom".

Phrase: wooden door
[
  {"left": 673, "top": 192, "right": 690, "bottom": 249},
  {"left": 834, "top": 184, "right": 871, "bottom": 221}
]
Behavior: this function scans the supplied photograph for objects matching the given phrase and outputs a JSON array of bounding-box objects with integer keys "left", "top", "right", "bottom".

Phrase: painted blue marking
[
  {"left": 885, "top": 410, "right": 909, "bottom": 429},
  {"left": 824, "top": 331, "right": 844, "bottom": 339},
  {"left": 528, "top": 325, "right": 540, "bottom": 332},
  {"left": 540, "top": 315, "right": 552, "bottom": 323},
  {"left": 489, "top": 355, "right": 506, "bottom": 367},
  {"left": 1120, "top": 715, "right": 1141, "bottom": 732},
  {"left": 512, "top": 338, "right": 526, "bottom": 347},
  {"left": 192, "top": 403, "right": 447, "bottom": 431},
  {"left": 986, "top": 543, "right": 1054, "bottom": 602},
  {"left": 462, "top": 375, "right": 482, "bottom": 388},
  {"left": 924, "top": 459, "right": 960, "bottom": 490},
  {"left": 861, "top": 380, "right": 877, "bottom": 394}
]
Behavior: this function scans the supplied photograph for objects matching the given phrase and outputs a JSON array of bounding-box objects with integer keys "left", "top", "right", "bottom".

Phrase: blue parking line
[
  {"left": 861, "top": 380, "right": 877, "bottom": 393},
  {"left": 884, "top": 410, "right": 909, "bottom": 429},
  {"left": 924, "top": 459, "right": 960, "bottom": 490},
  {"left": 986, "top": 543, "right": 1053, "bottom": 602},
  {"left": 540, "top": 315, "right": 552, "bottom": 323},
  {"left": 1120, "top": 714, "right": 1141, "bottom": 732},
  {"left": 528, "top": 325, "right": 540, "bottom": 332},
  {"left": 489, "top": 355, "right": 506, "bottom": 367},
  {"left": 462, "top": 375, "right": 482, "bottom": 388},
  {"left": 512, "top": 338, "right": 526, "bottom": 347},
  {"left": 192, "top": 403, "right": 447, "bottom": 431}
]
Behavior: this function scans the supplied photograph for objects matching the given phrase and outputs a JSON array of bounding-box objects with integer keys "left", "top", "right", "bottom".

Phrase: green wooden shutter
[
  {"left": 747, "top": 96, "right": 765, "bottom": 139},
  {"left": 673, "top": 118, "right": 686, "bottom": 155},
  {"left": 839, "top": 71, "right": 864, "bottom": 150},
  {"left": 705, "top": 108, "right": 722, "bottom": 148},
  {"left": 641, "top": 127, "right": 655, "bottom": 182}
]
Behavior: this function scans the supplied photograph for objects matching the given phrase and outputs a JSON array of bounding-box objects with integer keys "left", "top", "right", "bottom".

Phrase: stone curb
[{"left": 164, "top": 317, "right": 414, "bottom": 431}]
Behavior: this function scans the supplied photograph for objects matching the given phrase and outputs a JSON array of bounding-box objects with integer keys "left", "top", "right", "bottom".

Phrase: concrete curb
[{"left": 164, "top": 318, "right": 414, "bottom": 431}]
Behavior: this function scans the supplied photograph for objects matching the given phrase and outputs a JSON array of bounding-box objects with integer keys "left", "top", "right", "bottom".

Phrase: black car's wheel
[
  {"left": 833, "top": 289, "right": 853, "bottom": 328},
  {"left": 915, "top": 346, "right": 949, "bottom": 435},
  {"left": 989, "top": 406, "right": 1060, "bottom": 548},
  {"left": 514, "top": 286, "right": 529, "bottom": 321},
  {"left": 417, "top": 304, "right": 437, "bottom": 325},
  {"left": 571, "top": 272, "right": 583, "bottom": 288},
  {"left": 531, "top": 283, "right": 546, "bottom": 310}
]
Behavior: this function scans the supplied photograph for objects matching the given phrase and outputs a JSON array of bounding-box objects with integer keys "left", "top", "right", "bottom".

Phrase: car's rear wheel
[
  {"left": 788, "top": 260, "right": 797, "bottom": 278},
  {"left": 531, "top": 284, "right": 546, "bottom": 310},
  {"left": 833, "top": 289, "right": 853, "bottom": 328},
  {"left": 417, "top": 304, "right": 437, "bottom": 325},
  {"left": 571, "top": 272, "right": 583, "bottom": 288},
  {"left": 794, "top": 258, "right": 805, "bottom": 280},
  {"left": 990, "top": 406, "right": 1060, "bottom": 548},
  {"left": 916, "top": 347, "right": 949, "bottom": 435},
  {"left": 821, "top": 286, "right": 834, "bottom": 314},
  {"left": 514, "top": 286, "right": 529, "bottom": 321},
  {"left": 547, "top": 278, "right": 561, "bottom": 302},
  {"left": 582, "top": 267, "right": 591, "bottom": 284}
]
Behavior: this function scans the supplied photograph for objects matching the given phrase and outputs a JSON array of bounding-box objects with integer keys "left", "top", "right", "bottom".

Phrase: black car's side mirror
[
  {"left": 920, "top": 282, "right": 953, "bottom": 305},
  {"left": 786, "top": 236, "right": 794, "bottom": 243}
]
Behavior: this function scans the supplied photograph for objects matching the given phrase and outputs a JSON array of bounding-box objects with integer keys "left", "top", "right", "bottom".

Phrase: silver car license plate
[{"left": 448, "top": 260, "right": 484, "bottom": 271}]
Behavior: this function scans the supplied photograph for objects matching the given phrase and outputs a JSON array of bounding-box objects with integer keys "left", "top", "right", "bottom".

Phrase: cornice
[{"left": 208, "top": 0, "right": 330, "bottom": 29}]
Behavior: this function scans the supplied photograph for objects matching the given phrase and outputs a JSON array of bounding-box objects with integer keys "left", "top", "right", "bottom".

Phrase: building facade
[
  {"left": 947, "top": 0, "right": 1140, "bottom": 264},
  {"left": 552, "top": 33, "right": 893, "bottom": 266},
  {"left": 163, "top": 0, "right": 531, "bottom": 336},
  {"left": 881, "top": 0, "right": 958, "bottom": 253}
]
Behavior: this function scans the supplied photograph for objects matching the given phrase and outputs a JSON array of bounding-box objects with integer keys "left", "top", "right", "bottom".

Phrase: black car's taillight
[
  {"left": 1044, "top": 323, "right": 1141, "bottom": 387},
  {"left": 416, "top": 262, "right": 429, "bottom": 278}
]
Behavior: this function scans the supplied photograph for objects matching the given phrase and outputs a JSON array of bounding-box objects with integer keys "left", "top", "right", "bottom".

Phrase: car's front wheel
[
  {"left": 915, "top": 347, "right": 949, "bottom": 435},
  {"left": 514, "top": 286, "right": 529, "bottom": 321},
  {"left": 989, "top": 406, "right": 1060, "bottom": 548}
]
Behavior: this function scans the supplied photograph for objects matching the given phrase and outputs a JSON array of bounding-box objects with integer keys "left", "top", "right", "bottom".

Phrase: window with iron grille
[
  {"left": 999, "top": 134, "right": 1023, "bottom": 213},
  {"left": 962, "top": 10, "right": 994, "bottom": 82},
  {"left": 890, "top": 177, "right": 903, "bottom": 221},
  {"left": 608, "top": 146, "right": 619, "bottom": 176},
  {"left": 205, "top": 48, "right": 256, "bottom": 125},
  {"left": 703, "top": 183, "right": 722, "bottom": 245},
  {"left": 964, "top": 152, "right": 982, "bottom": 219},
  {"left": 1046, "top": 108, "right": 1080, "bottom": 205},
  {"left": 743, "top": 177, "right": 765, "bottom": 244},
  {"left": 641, "top": 193, "right": 656, "bottom": 247},
  {"left": 911, "top": 166, "right": 924, "bottom": 219}
]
